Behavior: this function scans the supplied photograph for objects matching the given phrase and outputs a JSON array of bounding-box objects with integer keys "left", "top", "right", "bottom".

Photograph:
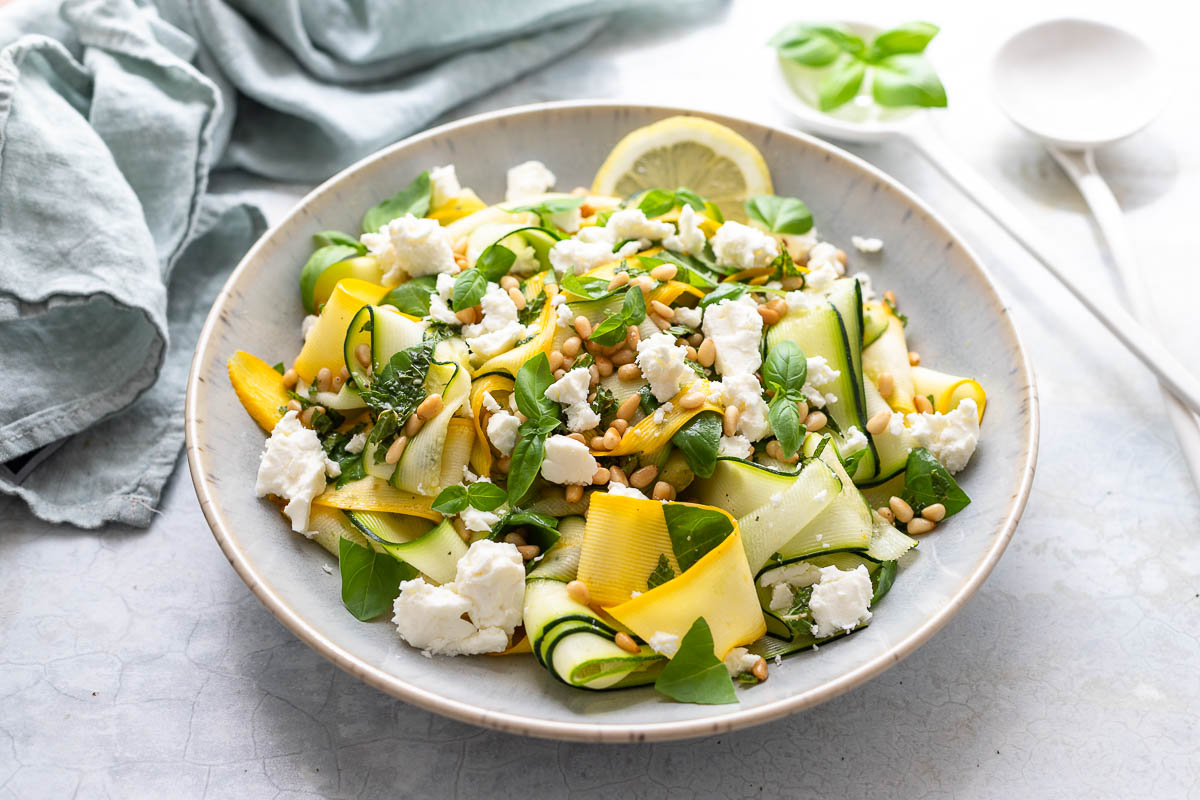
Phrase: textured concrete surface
[{"left": 3, "top": 1, "right": 1200, "bottom": 797}]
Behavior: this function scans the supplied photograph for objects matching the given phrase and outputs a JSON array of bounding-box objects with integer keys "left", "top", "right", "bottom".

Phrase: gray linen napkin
[{"left": 0, "top": 0, "right": 663, "bottom": 528}]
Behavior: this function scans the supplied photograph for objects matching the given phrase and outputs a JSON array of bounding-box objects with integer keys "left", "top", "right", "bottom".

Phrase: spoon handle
[
  {"left": 1048, "top": 146, "right": 1200, "bottom": 490},
  {"left": 904, "top": 126, "right": 1200, "bottom": 418}
]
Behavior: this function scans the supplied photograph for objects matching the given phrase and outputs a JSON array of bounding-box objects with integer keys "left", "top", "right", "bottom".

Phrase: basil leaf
[
  {"left": 819, "top": 52, "right": 867, "bottom": 111},
  {"left": 841, "top": 448, "right": 868, "bottom": 478},
  {"left": 514, "top": 352, "right": 558, "bottom": 423},
  {"left": 299, "top": 244, "right": 361, "bottom": 313},
  {"left": 637, "top": 189, "right": 677, "bottom": 218},
  {"left": 670, "top": 411, "right": 722, "bottom": 479},
  {"left": 380, "top": 276, "right": 438, "bottom": 317},
  {"left": 362, "top": 171, "right": 432, "bottom": 234},
  {"left": 868, "top": 21, "right": 939, "bottom": 59},
  {"left": 900, "top": 447, "right": 970, "bottom": 518},
  {"left": 450, "top": 269, "right": 486, "bottom": 311},
  {"left": 637, "top": 384, "right": 660, "bottom": 416},
  {"left": 590, "top": 385, "right": 617, "bottom": 419},
  {"left": 699, "top": 282, "right": 748, "bottom": 309},
  {"left": 508, "top": 196, "right": 585, "bottom": 229},
  {"left": 560, "top": 272, "right": 611, "bottom": 300},
  {"left": 647, "top": 553, "right": 676, "bottom": 590},
  {"left": 871, "top": 53, "right": 947, "bottom": 108},
  {"left": 507, "top": 433, "right": 546, "bottom": 505},
  {"left": 467, "top": 481, "right": 508, "bottom": 511},
  {"left": 768, "top": 397, "right": 804, "bottom": 458},
  {"left": 431, "top": 485, "right": 468, "bottom": 515},
  {"left": 338, "top": 538, "right": 416, "bottom": 621},
  {"left": 621, "top": 286, "right": 646, "bottom": 324},
  {"left": 489, "top": 509, "right": 560, "bottom": 552},
  {"left": 762, "top": 341, "right": 807, "bottom": 396},
  {"left": 744, "top": 196, "right": 813, "bottom": 236},
  {"left": 872, "top": 560, "right": 898, "bottom": 604},
  {"left": 476, "top": 243, "right": 516, "bottom": 282},
  {"left": 588, "top": 314, "right": 630, "bottom": 347},
  {"left": 674, "top": 188, "right": 708, "bottom": 212},
  {"left": 664, "top": 504, "right": 733, "bottom": 572},
  {"left": 769, "top": 23, "right": 863, "bottom": 66},
  {"left": 272, "top": 362, "right": 286, "bottom": 374},
  {"left": 312, "top": 230, "right": 365, "bottom": 252},
  {"left": 654, "top": 617, "right": 738, "bottom": 705}
]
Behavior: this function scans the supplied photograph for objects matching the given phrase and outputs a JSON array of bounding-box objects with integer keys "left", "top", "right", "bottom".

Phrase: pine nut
[
  {"left": 625, "top": 325, "right": 640, "bottom": 349},
  {"left": 567, "top": 432, "right": 587, "bottom": 444},
  {"left": 884, "top": 290, "right": 897, "bottom": 306},
  {"left": 649, "top": 264, "right": 677, "bottom": 281},
  {"left": 499, "top": 275, "right": 519, "bottom": 290},
  {"left": 609, "top": 466, "right": 629, "bottom": 486},
  {"left": 384, "top": 435, "right": 409, "bottom": 464},
  {"left": 906, "top": 517, "right": 934, "bottom": 535},
  {"left": 588, "top": 365, "right": 600, "bottom": 385},
  {"left": 508, "top": 286, "right": 526, "bottom": 310},
  {"left": 618, "top": 363, "right": 641, "bottom": 382},
  {"left": 914, "top": 395, "right": 934, "bottom": 414},
  {"left": 649, "top": 300, "right": 674, "bottom": 320},
  {"left": 651, "top": 481, "right": 673, "bottom": 501},
  {"left": 404, "top": 414, "right": 425, "bottom": 437},
  {"left": 651, "top": 314, "right": 671, "bottom": 331},
  {"left": 835, "top": 248, "right": 846, "bottom": 264},
  {"left": 287, "top": 399, "right": 303, "bottom": 413},
  {"left": 877, "top": 506, "right": 895, "bottom": 523},
  {"left": 877, "top": 371, "right": 895, "bottom": 397},
  {"left": 608, "top": 272, "right": 630, "bottom": 290},
  {"left": 756, "top": 306, "right": 780, "bottom": 325},
  {"left": 765, "top": 441, "right": 783, "bottom": 460},
  {"left": 723, "top": 405, "right": 740, "bottom": 437},
  {"left": 908, "top": 351, "right": 921, "bottom": 366},
  {"left": 804, "top": 410, "right": 828, "bottom": 431},
  {"left": 455, "top": 307, "right": 476, "bottom": 325},
  {"left": 553, "top": 368, "right": 566, "bottom": 380},
  {"left": 517, "top": 544, "right": 541, "bottom": 561},
  {"left": 889, "top": 496, "right": 914, "bottom": 523},
  {"left": 697, "top": 338, "right": 716, "bottom": 367},
  {"left": 592, "top": 466, "right": 611, "bottom": 485},
  {"left": 614, "top": 632, "right": 639, "bottom": 654},
  {"left": 751, "top": 657, "right": 768, "bottom": 682},
  {"left": 796, "top": 399, "right": 809, "bottom": 420},
  {"left": 629, "top": 465, "right": 658, "bottom": 489},
  {"left": 562, "top": 336, "right": 582, "bottom": 358},
  {"left": 315, "top": 367, "right": 332, "bottom": 392},
  {"left": 685, "top": 345, "right": 698, "bottom": 361},
  {"left": 452, "top": 238, "right": 468, "bottom": 255},
  {"left": 781, "top": 276, "right": 804, "bottom": 290},
  {"left": 595, "top": 355, "right": 614, "bottom": 377},
  {"left": 767, "top": 298, "right": 787, "bottom": 316},
  {"left": 612, "top": 418, "right": 629, "bottom": 433},
  {"left": 601, "top": 429, "right": 619, "bottom": 451},
  {"left": 612, "top": 348, "right": 635, "bottom": 366},
  {"left": 688, "top": 333, "right": 703, "bottom": 347},
  {"left": 574, "top": 316, "right": 592, "bottom": 338},
  {"left": 564, "top": 484, "right": 584, "bottom": 504},
  {"left": 282, "top": 368, "right": 299, "bottom": 389},
  {"left": 417, "top": 393, "right": 443, "bottom": 420},
  {"left": 300, "top": 405, "right": 325, "bottom": 427},
  {"left": 634, "top": 275, "right": 654, "bottom": 294},
  {"left": 566, "top": 580, "right": 591, "bottom": 606},
  {"left": 866, "top": 410, "right": 892, "bottom": 435},
  {"left": 590, "top": 435, "right": 607, "bottom": 450},
  {"left": 495, "top": 456, "right": 511, "bottom": 473},
  {"left": 504, "top": 531, "right": 529, "bottom": 548},
  {"left": 331, "top": 373, "right": 345, "bottom": 392},
  {"left": 351, "top": 343, "right": 371, "bottom": 370},
  {"left": 617, "top": 393, "right": 641, "bottom": 421},
  {"left": 451, "top": 517, "right": 471, "bottom": 541},
  {"left": 921, "top": 503, "right": 946, "bottom": 522},
  {"left": 679, "top": 391, "right": 706, "bottom": 409},
  {"left": 547, "top": 350, "right": 564, "bottom": 372}
]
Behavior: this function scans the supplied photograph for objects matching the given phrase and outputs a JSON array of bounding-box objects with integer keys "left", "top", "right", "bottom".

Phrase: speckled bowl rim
[{"left": 185, "top": 100, "right": 1039, "bottom": 743}]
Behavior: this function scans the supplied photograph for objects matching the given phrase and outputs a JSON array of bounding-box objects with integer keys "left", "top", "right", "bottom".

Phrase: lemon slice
[{"left": 592, "top": 116, "right": 772, "bottom": 221}]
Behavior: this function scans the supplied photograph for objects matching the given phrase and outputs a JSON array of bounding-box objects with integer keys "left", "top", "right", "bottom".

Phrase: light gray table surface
[{"left": 3, "top": 1, "right": 1199, "bottom": 798}]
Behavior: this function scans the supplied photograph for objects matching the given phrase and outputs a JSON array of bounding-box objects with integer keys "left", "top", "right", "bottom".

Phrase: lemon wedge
[{"left": 592, "top": 116, "right": 773, "bottom": 221}]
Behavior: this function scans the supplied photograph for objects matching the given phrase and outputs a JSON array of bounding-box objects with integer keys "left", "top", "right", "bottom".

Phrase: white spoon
[
  {"left": 769, "top": 22, "right": 1200, "bottom": 421},
  {"left": 992, "top": 18, "right": 1200, "bottom": 489}
]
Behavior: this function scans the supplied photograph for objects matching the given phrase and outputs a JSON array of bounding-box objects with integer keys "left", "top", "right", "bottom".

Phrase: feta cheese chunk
[
  {"left": 784, "top": 288, "right": 827, "bottom": 313},
  {"left": 486, "top": 410, "right": 520, "bottom": 456},
  {"left": 301, "top": 314, "right": 319, "bottom": 342},
  {"left": 545, "top": 367, "right": 601, "bottom": 433},
  {"left": 673, "top": 305, "right": 703, "bottom": 329},
  {"left": 460, "top": 506, "right": 500, "bottom": 533},
  {"left": 711, "top": 220, "right": 779, "bottom": 270},
  {"left": 663, "top": 204, "right": 707, "bottom": 255},
  {"left": 605, "top": 208, "right": 674, "bottom": 242},
  {"left": 713, "top": 374, "right": 769, "bottom": 440},
  {"left": 701, "top": 295, "right": 763, "bottom": 377},
  {"left": 428, "top": 271, "right": 461, "bottom": 325},
  {"left": 648, "top": 631, "right": 680, "bottom": 657},
  {"left": 540, "top": 435, "right": 598, "bottom": 485},
  {"left": 392, "top": 539, "right": 525, "bottom": 656},
  {"left": 802, "top": 355, "right": 841, "bottom": 409},
  {"left": 841, "top": 425, "right": 868, "bottom": 455},
  {"left": 636, "top": 332, "right": 692, "bottom": 402},
  {"left": 851, "top": 235, "right": 883, "bottom": 253},
  {"left": 344, "top": 432, "right": 367, "bottom": 455},
  {"left": 255, "top": 411, "right": 340, "bottom": 536},
  {"left": 758, "top": 561, "right": 821, "bottom": 589},
  {"left": 481, "top": 390, "right": 502, "bottom": 413},
  {"left": 906, "top": 398, "right": 981, "bottom": 474},
  {"left": 548, "top": 203, "right": 583, "bottom": 234},
  {"left": 607, "top": 482, "right": 647, "bottom": 499},
  {"left": 768, "top": 583, "right": 794, "bottom": 611},
  {"left": 549, "top": 237, "right": 636, "bottom": 275},
  {"left": 505, "top": 160, "right": 556, "bottom": 202},
  {"left": 779, "top": 228, "right": 819, "bottom": 262},
  {"left": 718, "top": 434, "right": 753, "bottom": 460},
  {"left": 462, "top": 282, "right": 526, "bottom": 358},
  {"left": 723, "top": 646, "right": 760, "bottom": 676},
  {"left": 809, "top": 565, "right": 873, "bottom": 638},
  {"left": 361, "top": 214, "right": 457, "bottom": 282},
  {"left": 430, "top": 164, "right": 462, "bottom": 209}
]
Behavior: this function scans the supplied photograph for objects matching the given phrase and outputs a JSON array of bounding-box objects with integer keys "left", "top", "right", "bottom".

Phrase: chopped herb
[
  {"left": 638, "top": 384, "right": 661, "bottom": 416},
  {"left": 518, "top": 289, "right": 547, "bottom": 325},
  {"left": 357, "top": 341, "right": 437, "bottom": 422},
  {"left": 590, "top": 385, "right": 617, "bottom": 419},
  {"left": 698, "top": 282, "right": 748, "bottom": 309},
  {"left": 671, "top": 411, "right": 722, "bottom": 479},
  {"left": 489, "top": 509, "right": 560, "bottom": 552},
  {"left": 647, "top": 553, "right": 676, "bottom": 589},
  {"left": 272, "top": 362, "right": 286, "bottom": 374}
]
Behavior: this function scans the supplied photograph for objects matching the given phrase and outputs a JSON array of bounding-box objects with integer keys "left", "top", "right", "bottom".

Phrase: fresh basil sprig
[
  {"left": 654, "top": 617, "right": 738, "bottom": 705},
  {"left": 362, "top": 171, "right": 432, "bottom": 234},
  {"left": 588, "top": 287, "right": 647, "bottom": 347},
  {"left": 664, "top": 505, "right": 733, "bottom": 572},
  {"left": 452, "top": 243, "right": 517, "bottom": 311},
  {"left": 900, "top": 447, "right": 970, "bottom": 520},
  {"left": 698, "top": 282, "right": 748, "bottom": 309},
  {"left": 338, "top": 538, "right": 416, "bottom": 621},
  {"left": 670, "top": 411, "right": 722, "bottom": 478},
  {"left": 507, "top": 354, "right": 562, "bottom": 504},
  {"left": 432, "top": 481, "right": 508, "bottom": 515},
  {"left": 559, "top": 272, "right": 615, "bottom": 301},
  {"left": 770, "top": 21, "right": 946, "bottom": 112},
  {"left": 381, "top": 276, "right": 438, "bottom": 317},
  {"left": 762, "top": 341, "right": 808, "bottom": 458},
  {"left": 637, "top": 188, "right": 708, "bottom": 218},
  {"left": 744, "top": 195, "right": 813, "bottom": 235}
]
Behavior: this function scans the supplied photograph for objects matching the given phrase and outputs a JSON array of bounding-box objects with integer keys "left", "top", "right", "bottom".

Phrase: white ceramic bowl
[{"left": 185, "top": 101, "right": 1038, "bottom": 742}]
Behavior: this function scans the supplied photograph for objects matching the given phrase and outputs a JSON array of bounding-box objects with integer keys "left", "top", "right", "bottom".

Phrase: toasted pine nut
[
  {"left": 804, "top": 410, "right": 828, "bottom": 431},
  {"left": 315, "top": 367, "right": 332, "bottom": 392},
  {"left": 566, "top": 580, "right": 591, "bottom": 606},
  {"left": 616, "top": 363, "right": 640, "bottom": 382},
  {"left": 651, "top": 481, "right": 673, "bottom": 501},
  {"left": 889, "top": 496, "right": 914, "bottom": 523},
  {"left": 495, "top": 455, "right": 511, "bottom": 473},
  {"left": 286, "top": 399, "right": 303, "bottom": 413},
  {"left": 553, "top": 368, "right": 566, "bottom": 381},
  {"left": 602, "top": 427, "right": 621, "bottom": 450},
  {"left": 757, "top": 306, "right": 780, "bottom": 325},
  {"left": 500, "top": 275, "right": 520, "bottom": 290},
  {"left": 723, "top": 405, "right": 740, "bottom": 437},
  {"left": 590, "top": 435, "right": 607, "bottom": 450},
  {"left": 907, "top": 518, "right": 935, "bottom": 535},
  {"left": 796, "top": 400, "right": 809, "bottom": 420},
  {"left": 504, "top": 531, "right": 528, "bottom": 547},
  {"left": 649, "top": 300, "right": 675, "bottom": 320},
  {"left": 608, "top": 272, "right": 630, "bottom": 290},
  {"left": 651, "top": 314, "right": 671, "bottom": 331},
  {"left": 611, "top": 348, "right": 635, "bottom": 366},
  {"left": 508, "top": 286, "right": 526, "bottom": 310},
  {"left": 765, "top": 440, "right": 783, "bottom": 460},
  {"left": 592, "top": 467, "right": 611, "bottom": 485},
  {"left": 564, "top": 485, "right": 584, "bottom": 504},
  {"left": 751, "top": 657, "right": 768, "bottom": 682},
  {"left": 634, "top": 275, "right": 654, "bottom": 294},
  {"left": 767, "top": 298, "right": 787, "bottom": 316},
  {"left": 567, "top": 432, "right": 587, "bottom": 444},
  {"left": 455, "top": 307, "right": 476, "bottom": 325},
  {"left": 300, "top": 405, "right": 325, "bottom": 427},
  {"left": 613, "top": 418, "right": 629, "bottom": 433},
  {"left": 595, "top": 355, "right": 614, "bottom": 377},
  {"left": 614, "top": 632, "right": 639, "bottom": 654},
  {"left": 877, "top": 506, "right": 895, "bottom": 523},
  {"left": 547, "top": 350, "right": 564, "bottom": 372},
  {"left": 914, "top": 395, "right": 934, "bottom": 414},
  {"left": 866, "top": 410, "right": 892, "bottom": 435},
  {"left": 679, "top": 391, "right": 706, "bottom": 409},
  {"left": 588, "top": 365, "right": 600, "bottom": 385},
  {"left": 331, "top": 373, "right": 345, "bottom": 392},
  {"left": 417, "top": 393, "right": 443, "bottom": 420},
  {"left": 517, "top": 544, "right": 541, "bottom": 561},
  {"left": 629, "top": 465, "right": 658, "bottom": 489},
  {"left": 697, "top": 338, "right": 716, "bottom": 367},
  {"left": 574, "top": 316, "right": 592, "bottom": 338},
  {"left": 609, "top": 466, "right": 629, "bottom": 486},
  {"left": 688, "top": 332, "right": 703, "bottom": 347},
  {"left": 649, "top": 264, "right": 677, "bottom": 281},
  {"left": 875, "top": 372, "right": 894, "bottom": 398},
  {"left": 781, "top": 276, "right": 804, "bottom": 290},
  {"left": 921, "top": 503, "right": 947, "bottom": 522},
  {"left": 404, "top": 414, "right": 425, "bottom": 437},
  {"left": 384, "top": 435, "right": 409, "bottom": 465},
  {"left": 282, "top": 368, "right": 299, "bottom": 389},
  {"left": 451, "top": 517, "right": 471, "bottom": 541},
  {"left": 352, "top": 343, "right": 372, "bottom": 370},
  {"left": 625, "top": 325, "right": 640, "bottom": 349},
  {"left": 617, "top": 393, "right": 640, "bottom": 421},
  {"left": 562, "top": 336, "right": 582, "bottom": 358},
  {"left": 684, "top": 345, "right": 698, "bottom": 361},
  {"left": 908, "top": 350, "right": 921, "bottom": 366}
]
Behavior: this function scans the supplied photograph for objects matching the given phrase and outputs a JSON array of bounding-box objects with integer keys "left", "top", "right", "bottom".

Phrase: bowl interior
[{"left": 186, "top": 102, "right": 1037, "bottom": 742}]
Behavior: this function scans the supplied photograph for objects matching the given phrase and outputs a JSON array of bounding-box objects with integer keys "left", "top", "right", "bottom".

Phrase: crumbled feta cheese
[
  {"left": 361, "top": 214, "right": 456, "bottom": 282},
  {"left": 636, "top": 332, "right": 691, "bottom": 402},
  {"left": 886, "top": 411, "right": 906, "bottom": 436},
  {"left": 255, "top": 411, "right": 340, "bottom": 536},
  {"left": 344, "top": 432, "right": 368, "bottom": 455},
  {"left": 758, "top": 561, "right": 821, "bottom": 589},
  {"left": 505, "top": 160, "right": 556, "bottom": 202},
  {"left": 301, "top": 314, "right": 319, "bottom": 342},
  {"left": 392, "top": 540, "right": 525, "bottom": 656},
  {"left": 427, "top": 272, "right": 462, "bottom": 325},
  {"left": 841, "top": 426, "right": 868, "bottom": 455},
  {"left": 430, "top": 164, "right": 462, "bottom": 209},
  {"left": 851, "top": 272, "right": 876, "bottom": 302},
  {"left": 548, "top": 204, "right": 583, "bottom": 234},
  {"left": 713, "top": 374, "right": 769, "bottom": 440},
  {"left": 463, "top": 465, "right": 479, "bottom": 483},
  {"left": 768, "top": 583, "right": 794, "bottom": 611},
  {"left": 906, "top": 398, "right": 980, "bottom": 473},
  {"left": 540, "top": 435, "right": 598, "bottom": 485},
  {"left": 481, "top": 391, "right": 502, "bottom": 413},
  {"left": 809, "top": 565, "right": 873, "bottom": 638},
  {"left": 672, "top": 305, "right": 703, "bottom": 329},
  {"left": 549, "top": 237, "right": 639, "bottom": 275},
  {"left": 718, "top": 434, "right": 753, "bottom": 459},
  {"left": 712, "top": 221, "right": 779, "bottom": 269},
  {"left": 662, "top": 204, "right": 707, "bottom": 255},
  {"left": 486, "top": 410, "right": 520, "bottom": 456},
  {"left": 701, "top": 295, "right": 763, "bottom": 376},
  {"left": 607, "top": 482, "right": 647, "bottom": 499},
  {"left": 545, "top": 367, "right": 600, "bottom": 432},
  {"left": 555, "top": 298, "right": 575, "bottom": 329},
  {"left": 460, "top": 506, "right": 500, "bottom": 533},
  {"left": 784, "top": 289, "right": 827, "bottom": 312},
  {"left": 648, "top": 631, "right": 680, "bottom": 657},
  {"left": 606, "top": 208, "right": 674, "bottom": 242},
  {"left": 851, "top": 235, "right": 884, "bottom": 253},
  {"left": 779, "top": 229, "right": 820, "bottom": 262},
  {"left": 804, "top": 260, "right": 839, "bottom": 292},
  {"left": 652, "top": 401, "right": 673, "bottom": 425},
  {"left": 723, "top": 647, "right": 760, "bottom": 676},
  {"left": 462, "top": 282, "right": 526, "bottom": 358},
  {"left": 802, "top": 356, "right": 841, "bottom": 409}
]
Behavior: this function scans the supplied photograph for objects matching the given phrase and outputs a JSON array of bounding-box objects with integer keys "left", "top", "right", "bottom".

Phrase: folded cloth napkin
[{"left": 0, "top": 0, "right": 665, "bottom": 528}]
